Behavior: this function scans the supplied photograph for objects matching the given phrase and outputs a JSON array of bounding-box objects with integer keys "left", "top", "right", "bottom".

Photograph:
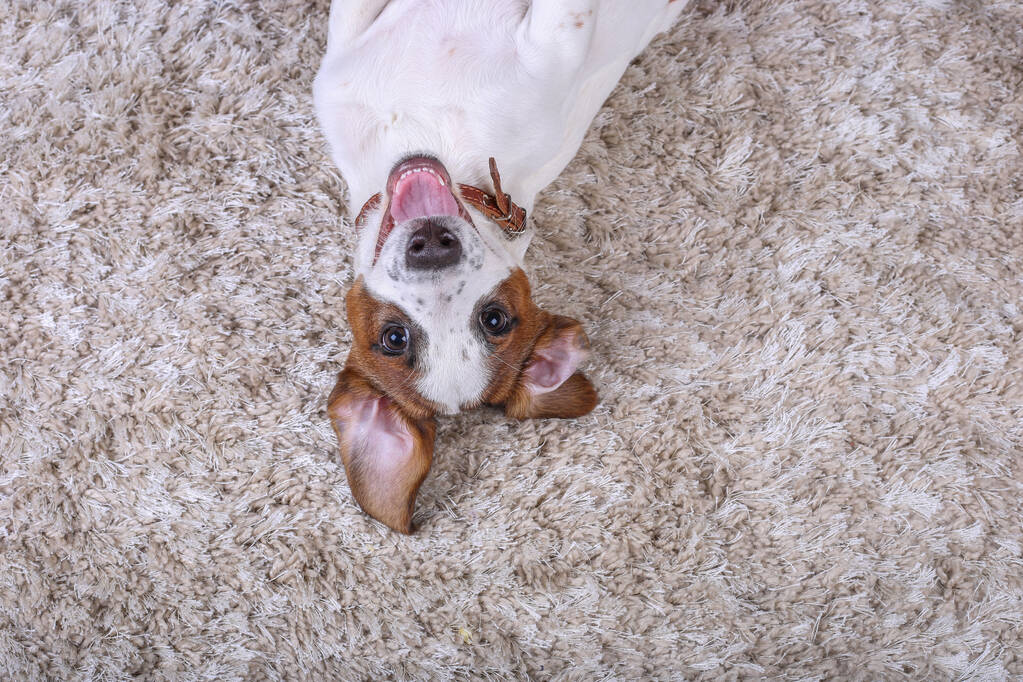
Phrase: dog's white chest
[
  {"left": 315, "top": 2, "right": 526, "bottom": 204},
  {"left": 314, "top": 0, "right": 687, "bottom": 214}
]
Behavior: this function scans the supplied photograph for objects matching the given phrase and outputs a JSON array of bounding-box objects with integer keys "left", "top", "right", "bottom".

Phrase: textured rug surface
[{"left": 2, "top": 0, "right": 1022, "bottom": 678}]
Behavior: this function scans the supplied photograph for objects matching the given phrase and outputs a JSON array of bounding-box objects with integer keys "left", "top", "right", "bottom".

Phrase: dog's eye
[
  {"left": 479, "top": 306, "right": 510, "bottom": 336},
  {"left": 380, "top": 324, "right": 409, "bottom": 354}
]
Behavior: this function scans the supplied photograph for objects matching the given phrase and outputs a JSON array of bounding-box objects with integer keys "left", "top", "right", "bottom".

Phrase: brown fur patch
[
  {"left": 478, "top": 268, "right": 550, "bottom": 406},
  {"left": 343, "top": 276, "right": 439, "bottom": 420},
  {"left": 480, "top": 270, "right": 598, "bottom": 418}
]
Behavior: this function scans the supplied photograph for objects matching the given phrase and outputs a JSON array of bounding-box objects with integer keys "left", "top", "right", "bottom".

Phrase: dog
[{"left": 314, "top": 0, "right": 686, "bottom": 532}]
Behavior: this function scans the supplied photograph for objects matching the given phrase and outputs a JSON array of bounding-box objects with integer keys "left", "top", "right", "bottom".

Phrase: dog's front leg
[{"left": 516, "top": 0, "right": 599, "bottom": 73}]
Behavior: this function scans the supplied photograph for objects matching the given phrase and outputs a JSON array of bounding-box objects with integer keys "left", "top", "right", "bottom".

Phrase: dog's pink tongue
[{"left": 390, "top": 171, "right": 459, "bottom": 222}]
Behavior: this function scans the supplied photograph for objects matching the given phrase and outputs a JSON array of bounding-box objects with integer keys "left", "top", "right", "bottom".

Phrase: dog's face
[{"left": 328, "top": 157, "right": 597, "bottom": 533}]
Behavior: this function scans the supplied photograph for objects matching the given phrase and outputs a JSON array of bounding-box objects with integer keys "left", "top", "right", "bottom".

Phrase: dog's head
[{"left": 328, "top": 156, "right": 597, "bottom": 533}]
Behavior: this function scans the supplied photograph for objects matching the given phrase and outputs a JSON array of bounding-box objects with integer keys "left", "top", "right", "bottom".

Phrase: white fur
[{"left": 314, "top": 0, "right": 686, "bottom": 412}]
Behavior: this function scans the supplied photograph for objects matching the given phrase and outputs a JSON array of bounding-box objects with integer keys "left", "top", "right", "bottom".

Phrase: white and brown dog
[{"left": 315, "top": 0, "right": 686, "bottom": 532}]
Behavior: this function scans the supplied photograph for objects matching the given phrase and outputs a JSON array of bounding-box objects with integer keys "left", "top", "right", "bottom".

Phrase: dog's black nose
[{"left": 405, "top": 222, "right": 462, "bottom": 270}]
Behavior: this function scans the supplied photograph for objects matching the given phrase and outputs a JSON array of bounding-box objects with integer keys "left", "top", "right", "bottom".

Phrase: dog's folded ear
[
  {"left": 504, "top": 314, "right": 598, "bottom": 420},
  {"left": 327, "top": 368, "right": 436, "bottom": 534}
]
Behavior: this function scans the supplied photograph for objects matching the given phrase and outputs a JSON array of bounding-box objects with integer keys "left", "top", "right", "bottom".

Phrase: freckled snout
[{"left": 405, "top": 220, "right": 462, "bottom": 270}]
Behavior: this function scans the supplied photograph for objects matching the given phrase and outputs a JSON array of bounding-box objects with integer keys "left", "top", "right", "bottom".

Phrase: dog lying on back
[{"left": 314, "top": 0, "right": 686, "bottom": 532}]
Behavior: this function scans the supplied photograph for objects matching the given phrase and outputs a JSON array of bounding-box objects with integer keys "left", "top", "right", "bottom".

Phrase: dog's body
[
  {"left": 315, "top": 0, "right": 685, "bottom": 532},
  {"left": 316, "top": 0, "right": 684, "bottom": 236}
]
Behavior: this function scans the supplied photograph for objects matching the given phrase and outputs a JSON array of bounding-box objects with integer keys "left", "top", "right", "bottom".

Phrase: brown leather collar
[{"left": 354, "top": 157, "right": 527, "bottom": 235}]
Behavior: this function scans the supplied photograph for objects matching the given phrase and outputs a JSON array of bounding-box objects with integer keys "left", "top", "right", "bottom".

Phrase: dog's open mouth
[
  {"left": 374, "top": 156, "right": 471, "bottom": 262},
  {"left": 389, "top": 158, "right": 458, "bottom": 221}
]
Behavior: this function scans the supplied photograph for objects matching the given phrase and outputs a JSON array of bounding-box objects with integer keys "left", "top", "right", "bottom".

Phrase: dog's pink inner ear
[
  {"left": 327, "top": 372, "right": 435, "bottom": 534},
  {"left": 335, "top": 396, "right": 412, "bottom": 473},
  {"left": 503, "top": 317, "right": 597, "bottom": 420},
  {"left": 523, "top": 327, "right": 589, "bottom": 394}
]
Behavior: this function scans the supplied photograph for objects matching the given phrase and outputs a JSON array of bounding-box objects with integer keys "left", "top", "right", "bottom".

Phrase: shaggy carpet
[{"left": 2, "top": 0, "right": 1022, "bottom": 678}]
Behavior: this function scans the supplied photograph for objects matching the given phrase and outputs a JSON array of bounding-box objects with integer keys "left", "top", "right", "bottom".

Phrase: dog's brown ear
[
  {"left": 327, "top": 368, "right": 436, "bottom": 534},
  {"left": 504, "top": 315, "right": 598, "bottom": 419}
]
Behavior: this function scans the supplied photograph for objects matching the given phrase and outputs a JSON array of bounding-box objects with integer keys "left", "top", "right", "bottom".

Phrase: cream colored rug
[{"left": 2, "top": 0, "right": 1022, "bottom": 678}]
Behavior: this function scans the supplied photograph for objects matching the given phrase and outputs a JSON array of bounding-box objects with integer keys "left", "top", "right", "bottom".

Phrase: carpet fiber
[{"left": 2, "top": 0, "right": 1022, "bottom": 678}]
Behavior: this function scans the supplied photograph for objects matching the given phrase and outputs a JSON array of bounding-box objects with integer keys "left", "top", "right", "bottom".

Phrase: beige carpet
[{"left": 2, "top": 0, "right": 1022, "bottom": 678}]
